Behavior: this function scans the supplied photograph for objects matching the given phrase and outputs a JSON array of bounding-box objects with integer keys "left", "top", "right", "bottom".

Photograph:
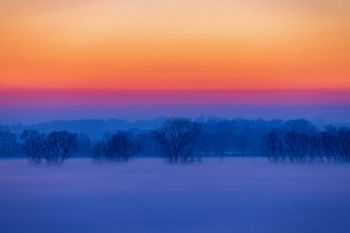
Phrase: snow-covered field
[{"left": 1, "top": 158, "right": 350, "bottom": 233}]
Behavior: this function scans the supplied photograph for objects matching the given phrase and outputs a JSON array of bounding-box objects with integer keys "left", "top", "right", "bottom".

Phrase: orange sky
[{"left": 0, "top": 0, "right": 349, "bottom": 90}]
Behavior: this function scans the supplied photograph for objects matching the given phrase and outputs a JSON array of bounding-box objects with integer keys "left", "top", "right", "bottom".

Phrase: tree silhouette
[
  {"left": 106, "top": 131, "right": 135, "bottom": 161},
  {"left": 337, "top": 128, "right": 350, "bottom": 161},
  {"left": 45, "top": 131, "right": 78, "bottom": 165},
  {"left": 0, "top": 129, "right": 17, "bottom": 156},
  {"left": 284, "top": 130, "right": 309, "bottom": 161},
  {"left": 322, "top": 131, "right": 338, "bottom": 162},
  {"left": 92, "top": 131, "right": 135, "bottom": 162},
  {"left": 264, "top": 130, "right": 284, "bottom": 161},
  {"left": 155, "top": 118, "right": 200, "bottom": 163},
  {"left": 21, "top": 130, "right": 46, "bottom": 164}
]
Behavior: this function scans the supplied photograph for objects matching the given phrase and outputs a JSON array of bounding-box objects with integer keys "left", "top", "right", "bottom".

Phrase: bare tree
[
  {"left": 284, "top": 130, "right": 309, "bottom": 162},
  {"left": 20, "top": 130, "right": 46, "bottom": 164},
  {"left": 264, "top": 130, "right": 284, "bottom": 161},
  {"left": 106, "top": 131, "right": 135, "bottom": 161},
  {"left": 308, "top": 134, "right": 323, "bottom": 162},
  {"left": 321, "top": 131, "right": 338, "bottom": 162},
  {"left": 0, "top": 129, "right": 17, "bottom": 156},
  {"left": 92, "top": 132, "right": 136, "bottom": 162},
  {"left": 45, "top": 131, "right": 77, "bottom": 165},
  {"left": 155, "top": 118, "right": 200, "bottom": 163},
  {"left": 337, "top": 128, "right": 350, "bottom": 161}
]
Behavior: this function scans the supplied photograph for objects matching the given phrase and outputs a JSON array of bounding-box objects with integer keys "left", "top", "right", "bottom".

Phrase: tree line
[
  {"left": 264, "top": 126, "right": 350, "bottom": 162},
  {"left": 0, "top": 118, "right": 349, "bottom": 164}
]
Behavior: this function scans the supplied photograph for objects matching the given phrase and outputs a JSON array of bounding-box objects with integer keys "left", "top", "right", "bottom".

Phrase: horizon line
[{"left": 1, "top": 87, "right": 350, "bottom": 92}]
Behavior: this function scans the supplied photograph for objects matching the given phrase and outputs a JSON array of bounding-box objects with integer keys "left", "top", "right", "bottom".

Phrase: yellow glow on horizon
[{"left": 0, "top": 0, "right": 349, "bottom": 89}]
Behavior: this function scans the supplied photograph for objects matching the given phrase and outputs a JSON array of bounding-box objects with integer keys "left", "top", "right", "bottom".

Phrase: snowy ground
[{"left": 0, "top": 158, "right": 350, "bottom": 233}]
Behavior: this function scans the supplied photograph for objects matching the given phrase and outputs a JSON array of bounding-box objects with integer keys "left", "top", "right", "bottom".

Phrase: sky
[{"left": 0, "top": 0, "right": 349, "bottom": 124}]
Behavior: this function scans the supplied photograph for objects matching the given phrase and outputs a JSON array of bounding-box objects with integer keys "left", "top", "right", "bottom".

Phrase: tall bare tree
[
  {"left": 284, "top": 130, "right": 309, "bottom": 161},
  {"left": 155, "top": 118, "right": 200, "bottom": 163},
  {"left": 106, "top": 131, "right": 135, "bottom": 161},
  {"left": 337, "top": 128, "right": 350, "bottom": 161},
  {"left": 45, "top": 131, "right": 77, "bottom": 165},
  {"left": 21, "top": 130, "right": 46, "bottom": 164},
  {"left": 264, "top": 130, "right": 284, "bottom": 161},
  {"left": 322, "top": 131, "right": 338, "bottom": 162}
]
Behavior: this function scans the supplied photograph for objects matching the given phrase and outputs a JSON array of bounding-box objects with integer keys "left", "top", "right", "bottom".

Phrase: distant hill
[{"left": 1, "top": 118, "right": 165, "bottom": 140}]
